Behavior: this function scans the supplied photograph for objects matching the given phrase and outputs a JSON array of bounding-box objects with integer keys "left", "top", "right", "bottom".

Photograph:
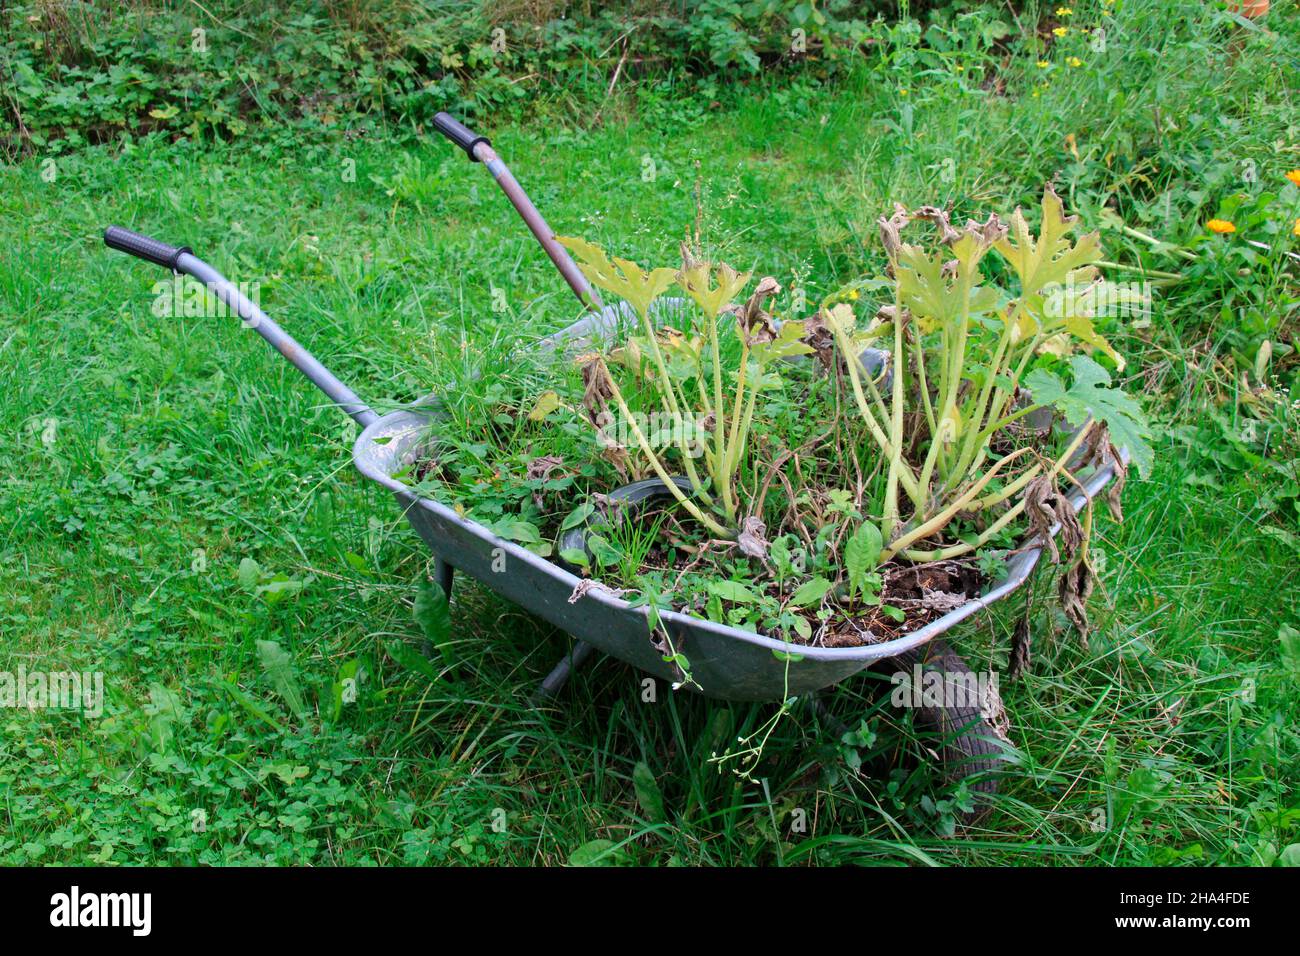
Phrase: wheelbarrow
[{"left": 103, "top": 113, "right": 1125, "bottom": 808}]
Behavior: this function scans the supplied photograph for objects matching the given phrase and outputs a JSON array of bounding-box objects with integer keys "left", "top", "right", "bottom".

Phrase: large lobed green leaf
[{"left": 1024, "top": 355, "right": 1153, "bottom": 477}]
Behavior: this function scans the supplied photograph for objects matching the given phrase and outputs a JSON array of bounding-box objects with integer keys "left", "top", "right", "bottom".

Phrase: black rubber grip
[
  {"left": 103, "top": 226, "right": 191, "bottom": 271},
  {"left": 433, "top": 112, "right": 490, "bottom": 160}
]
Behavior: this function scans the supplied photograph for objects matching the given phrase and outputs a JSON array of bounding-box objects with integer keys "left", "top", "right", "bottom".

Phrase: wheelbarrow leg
[
  {"left": 533, "top": 641, "right": 595, "bottom": 703},
  {"left": 418, "top": 559, "right": 456, "bottom": 661},
  {"left": 433, "top": 557, "right": 454, "bottom": 599}
]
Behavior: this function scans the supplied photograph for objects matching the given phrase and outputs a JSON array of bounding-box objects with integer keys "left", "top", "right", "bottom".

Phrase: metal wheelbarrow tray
[{"left": 102, "top": 113, "right": 1125, "bottom": 704}]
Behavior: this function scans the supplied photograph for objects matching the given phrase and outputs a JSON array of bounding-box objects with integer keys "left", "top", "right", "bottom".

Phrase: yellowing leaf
[
  {"left": 1063, "top": 314, "right": 1124, "bottom": 370},
  {"left": 824, "top": 302, "right": 856, "bottom": 335},
  {"left": 555, "top": 236, "right": 677, "bottom": 316},
  {"left": 677, "top": 260, "right": 751, "bottom": 318},
  {"left": 895, "top": 243, "right": 998, "bottom": 331},
  {"left": 1008, "top": 305, "right": 1038, "bottom": 344},
  {"left": 1033, "top": 279, "right": 1132, "bottom": 369},
  {"left": 949, "top": 231, "right": 993, "bottom": 272},
  {"left": 993, "top": 185, "right": 1102, "bottom": 297},
  {"left": 751, "top": 320, "right": 815, "bottom": 363},
  {"left": 1037, "top": 332, "right": 1073, "bottom": 360},
  {"left": 528, "top": 390, "right": 563, "bottom": 421}
]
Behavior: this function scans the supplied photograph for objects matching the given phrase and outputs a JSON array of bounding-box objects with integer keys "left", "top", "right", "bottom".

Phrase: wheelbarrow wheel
[{"left": 882, "top": 640, "right": 1003, "bottom": 822}]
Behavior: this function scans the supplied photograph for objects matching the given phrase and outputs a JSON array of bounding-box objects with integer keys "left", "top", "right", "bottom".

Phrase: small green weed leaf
[
  {"left": 330, "top": 658, "right": 361, "bottom": 722},
  {"left": 386, "top": 639, "right": 441, "bottom": 684},
  {"left": 558, "top": 546, "right": 590, "bottom": 567},
  {"left": 632, "top": 762, "right": 666, "bottom": 824},
  {"left": 237, "top": 557, "right": 261, "bottom": 591},
  {"left": 1279, "top": 624, "right": 1300, "bottom": 674},
  {"left": 256, "top": 639, "right": 308, "bottom": 720},
  {"left": 561, "top": 502, "right": 595, "bottom": 531},
  {"left": 145, "top": 684, "right": 183, "bottom": 754},
  {"left": 707, "top": 580, "right": 760, "bottom": 604},
  {"left": 586, "top": 533, "right": 622, "bottom": 566},
  {"left": 413, "top": 578, "right": 451, "bottom": 643},
  {"left": 495, "top": 518, "right": 542, "bottom": 544},
  {"left": 568, "top": 839, "right": 624, "bottom": 867},
  {"left": 790, "top": 576, "right": 832, "bottom": 607},
  {"left": 256, "top": 762, "right": 310, "bottom": 785},
  {"left": 845, "top": 522, "right": 883, "bottom": 597},
  {"left": 256, "top": 574, "right": 306, "bottom": 604}
]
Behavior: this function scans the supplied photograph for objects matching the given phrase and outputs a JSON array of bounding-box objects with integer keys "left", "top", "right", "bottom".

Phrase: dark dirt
[{"left": 594, "top": 502, "right": 984, "bottom": 648}]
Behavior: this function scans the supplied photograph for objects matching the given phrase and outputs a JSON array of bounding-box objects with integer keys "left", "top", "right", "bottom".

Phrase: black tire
[{"left": 882, "top": 640, "right": 1003, "bottom": 821}]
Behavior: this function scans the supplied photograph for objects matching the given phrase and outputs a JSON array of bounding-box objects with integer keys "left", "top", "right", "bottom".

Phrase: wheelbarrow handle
[
  {"left": 433, "top": 112, "right": 491, "bottom": 161},
  {"left": 102, "top": 226, "right": 378, "bottom": 428},
  {"left": 104, "top": 225, "right": 192, "bottom": 272},
  {"left": 431, "top": 111, "right": 602, "bottom": 311}
]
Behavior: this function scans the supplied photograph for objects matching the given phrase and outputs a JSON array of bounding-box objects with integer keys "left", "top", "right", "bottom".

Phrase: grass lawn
[{"left": 1, "top": 1, "right": 1297, "bottom": 865}]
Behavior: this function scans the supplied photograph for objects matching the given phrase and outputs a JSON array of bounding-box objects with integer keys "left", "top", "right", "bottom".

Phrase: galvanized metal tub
[{"left": 354, "top": 305, "right": 1124, "bottom": 702}]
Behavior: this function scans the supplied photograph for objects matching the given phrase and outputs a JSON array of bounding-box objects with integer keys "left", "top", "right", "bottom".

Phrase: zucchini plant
[
  {"left": 429, "top": 186, "right": 1151, "bottom": 647},
  {"left": 557, "top": 235, "right": 812, "bottom": 539},
  {"left": 825, "top": 185, "right": 1150, "bottom": 565}
]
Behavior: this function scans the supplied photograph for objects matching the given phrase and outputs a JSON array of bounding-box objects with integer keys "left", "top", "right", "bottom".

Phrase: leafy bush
[{"left": 0, "top": 0, "right": 1020, "bottom": 156}]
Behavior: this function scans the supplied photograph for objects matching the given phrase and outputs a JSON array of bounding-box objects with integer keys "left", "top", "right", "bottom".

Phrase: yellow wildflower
[
  {"left": 1207, "top": 219, "right": 1236, "bottom": 235},
  {"left": 1286, "top": 169, "right": 1300, "bottom": 188},
  {"left": 1037, "top": 59, "right": 1051, "bottom": 68},
  {"left": 1053, "top": 26, "right": 1069, "bottom": 37},
  {"left": 1293, "top": 218, "right": 1300, "bottom": 237},
  {"left": 1056, "top": 7, "right": 1073, "bottom": 15},
  {"left": 1067, "top": 56, "right": 1083, "bottom": 67}
]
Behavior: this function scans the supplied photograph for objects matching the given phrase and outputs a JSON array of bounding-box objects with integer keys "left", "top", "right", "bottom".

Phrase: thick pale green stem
[
  {"left": 708, "top": 310, "right": 728, "bottom": 511},
  {"left": 900, "top": 501, "right": 1026, "bottom": 561},
  {"left": 604, "top": 367, "right": 731, "bottom": 538},
  {"left": 912, "top": 332, "right": 937, "bottom": 437},
  {"left": 971, "top": 460, "right": 1040, "bottom": 512},
  {"left": 860, "top": 363, "right": 893, "bottom": 433},
  {"left": 881, "top": 299, "right": 907, "bottom": 541},
  {"left": 947, "top": 309, "right": 1017, "bottom": 490},
  {"left": 716, "top": 337, "right": 753, "bottom": 523},
  {"left": 960, "top": 329, "right": 1048, "bottom": 481},
  {"left": 902, "top": 422, "right": 1095, "bottom": 559},
  {"left": 917, "top": 273, "right": 973, "bottom": 506},
  {"left": 882, "top": 447, "right": 1031, "bottom": 560},
  {"left": 637, "top": 307, "right": 711, "bottom": 502},
  {"left": 727, "top": 369, "right": 763, "bottom": 485},
  {"left": 829, "top": 320, "right": 924, "bottom": 507}
]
